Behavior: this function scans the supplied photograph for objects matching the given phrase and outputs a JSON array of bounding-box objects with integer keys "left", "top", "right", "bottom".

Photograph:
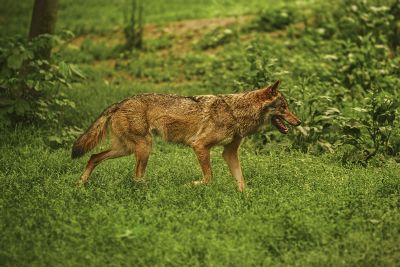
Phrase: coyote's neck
[{"left": 228, "top": 93, "right": 265, "bottom": 137}]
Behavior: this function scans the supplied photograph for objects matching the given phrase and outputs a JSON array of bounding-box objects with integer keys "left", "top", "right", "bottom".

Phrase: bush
[
  {"left": 251, "top": 5, "right": 299, "bottom": 32},
  {"left": 313, "top": 0, "right": 400, "bottom": 48},
  {"left": 340, "top": 87, "right": 400, "bottom": 163},
  {"left": 0, "top": 32, "right": 84, "bottom": 126}
]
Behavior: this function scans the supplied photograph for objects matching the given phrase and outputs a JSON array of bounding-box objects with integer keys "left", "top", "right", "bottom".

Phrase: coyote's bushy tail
[{"left": 71, "top": 103, "right": 119, "bottom": 159}]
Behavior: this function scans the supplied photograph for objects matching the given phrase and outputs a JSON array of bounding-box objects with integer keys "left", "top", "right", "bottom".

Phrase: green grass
[{"left": 1, "top": 126, "right": 399, "bottom": 266}]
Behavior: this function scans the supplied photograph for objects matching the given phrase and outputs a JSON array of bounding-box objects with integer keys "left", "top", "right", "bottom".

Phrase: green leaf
[
  {"left": 26, "top": 80, "right": 35, "bottom": 88},
  {"left": 70, "top": 64, "right": 85, "bottom": 79},
  {"left": 21, "top": 49, "right": 34, "bottom": 61},
  {"left": 59, "top": 61, "right": 70, "bottom": 78},
  {"left": 14, "top": 99, "right": 31, "bottom": 116},
  {"left": 295, "top": 126, "right": 309, "bottom": 137},
  {"left": 343, "top": 125, "right": 362, "bottom": 138},
  {"left": 7, "top": 52, "right": 24, "bottom": 69},
  {"left": 325, "top": 107, "right": 340, "bottom": 116},
  {"left": 317, "top": 140, "right": 334, "bottom": 153},
  {"left": 0, "top": 98, "right": 15, "bottom": 107},
  {"left": 353, "top": 107, "right": 367, "bottom": 113}
]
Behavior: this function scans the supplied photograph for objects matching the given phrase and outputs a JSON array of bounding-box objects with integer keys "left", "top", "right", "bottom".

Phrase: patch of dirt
[
  {"left": 145, "top": 16, "right": 251, "bottom": 38},
  {"left": 69, "top": 31, "right": 123, "bottom": 48}
]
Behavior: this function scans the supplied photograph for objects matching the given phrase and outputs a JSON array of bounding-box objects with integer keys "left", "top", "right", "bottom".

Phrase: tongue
[{"left": 272, "top": 116, "right": 288, "bottom": 134}]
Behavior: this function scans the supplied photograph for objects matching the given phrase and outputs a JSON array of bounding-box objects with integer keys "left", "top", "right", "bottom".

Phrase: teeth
[{"left": 272, "top": 116, "right": 288, "bottom": 134}]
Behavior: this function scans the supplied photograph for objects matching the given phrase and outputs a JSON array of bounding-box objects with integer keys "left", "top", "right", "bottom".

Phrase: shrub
[
  {"left": 340, "top": 87, "right": 400, "bottom": 163},
  {"left": 313, "top": 0, "right": 400, "bottom": 48},
  {"left": 252, "top": 5, "right": 299, "bottom": 32},
  {"left": 0, "top": 32, "right": 84, "bottom": 126}
]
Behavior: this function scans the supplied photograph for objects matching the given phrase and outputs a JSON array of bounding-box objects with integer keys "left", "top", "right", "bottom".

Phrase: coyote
[{"left": 71, "top": 80, "right": 300, "bottom": 191}]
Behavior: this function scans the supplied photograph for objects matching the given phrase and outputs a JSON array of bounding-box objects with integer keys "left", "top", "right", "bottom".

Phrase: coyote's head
[{"left": 259, "top": 80, "right": 301, "bottom": 134}]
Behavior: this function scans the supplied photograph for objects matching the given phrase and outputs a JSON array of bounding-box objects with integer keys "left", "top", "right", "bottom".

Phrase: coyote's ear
[
  {"left": 260, "top": 80, "right": 280, "bottom": 98},
  {"left": 268, "top": 80, "right": 281, "bottom": 96}
]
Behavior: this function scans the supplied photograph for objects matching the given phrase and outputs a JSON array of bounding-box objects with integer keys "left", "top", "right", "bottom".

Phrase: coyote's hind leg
[
  {"left": 78, "top": 149, "right": 131, "bottom": 185},
  {"left": 78, "top": 137, "right": 131, "bottom": 185},
  {"left": 133, "top": 135, "right": 152, "bottom": 181}
]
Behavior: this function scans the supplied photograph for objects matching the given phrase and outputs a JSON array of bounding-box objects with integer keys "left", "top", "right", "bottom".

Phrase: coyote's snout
[
  {"left": 269, "top": 93, "right": 301, "bottom": 134},
  {"left": 72, "top": 80, "right": 300, "bottom": 191}
]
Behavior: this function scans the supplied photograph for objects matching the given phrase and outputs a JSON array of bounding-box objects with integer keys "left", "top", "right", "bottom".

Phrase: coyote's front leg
[
  {"left": 222, "top": 137, "right": 245, "bottom": 192},
  {"left": 192, "top": 144, "right": 212, "bottom": 186}
]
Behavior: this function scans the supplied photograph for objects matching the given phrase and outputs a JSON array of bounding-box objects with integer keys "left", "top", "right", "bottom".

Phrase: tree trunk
[{"left": 28, "top": 0, "right": 59, "bottom": 58}]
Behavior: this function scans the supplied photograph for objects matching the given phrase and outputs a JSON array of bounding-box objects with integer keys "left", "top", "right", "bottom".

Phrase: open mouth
[{"left": 272, "top": 116, "right": 288, "bottom": 134}]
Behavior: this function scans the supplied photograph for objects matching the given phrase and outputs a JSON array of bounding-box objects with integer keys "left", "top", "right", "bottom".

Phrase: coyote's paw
[
  {"left": 191, "top": 179, "right": 211, "bottom": 187},
  {"left": 184, "top": 179, "right": 209, "bottom": 188},
  {"left": 133, "top": 177, "right": 145, "bottom": 183},
  {"left": 192, "top": 180, "right": 205, "bottom": 186},
  {"left": 75, "top": 179, "right": 87, "bottom": 187}
]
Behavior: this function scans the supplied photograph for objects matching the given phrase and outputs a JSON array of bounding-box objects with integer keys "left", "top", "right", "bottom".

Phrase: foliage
[
  {"left": 388, "top": 0, "right": 400, "bottom": 51},
  {"left": 341, "top": 88, "right": 400, "bottom": 164},
  {"left": 335, "top": 35, "right": 397, "bottom": 97},
  {"left": 313, "top": 0, "right": 400, "bottom": 47},
  {"left": 305, "top": 0, "right": 400, "bottom": 161},
  {"left": 250, "top": 4, "right": 300, "bottom": 32},
  {"left": 0, "top": 32, "right": 84, "bottom": 126},
  {"left": 48, "top": 125, "right": 83, "bottom": 149},
  {"left": 289, "top": 78, "right": 344, "bottom": 154}
]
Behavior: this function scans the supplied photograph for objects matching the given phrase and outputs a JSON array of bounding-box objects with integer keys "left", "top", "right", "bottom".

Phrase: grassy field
[
  {"left": 1, "top": 0, "right": 400, "bottom": 266},
  {"left": 1, "top": 125, "right": 399, "bottom": 266}
]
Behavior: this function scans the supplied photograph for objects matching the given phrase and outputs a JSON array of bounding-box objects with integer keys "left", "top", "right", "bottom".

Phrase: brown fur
[{"left": 71, "top": 80, "right": 301, "bottom": 191}]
